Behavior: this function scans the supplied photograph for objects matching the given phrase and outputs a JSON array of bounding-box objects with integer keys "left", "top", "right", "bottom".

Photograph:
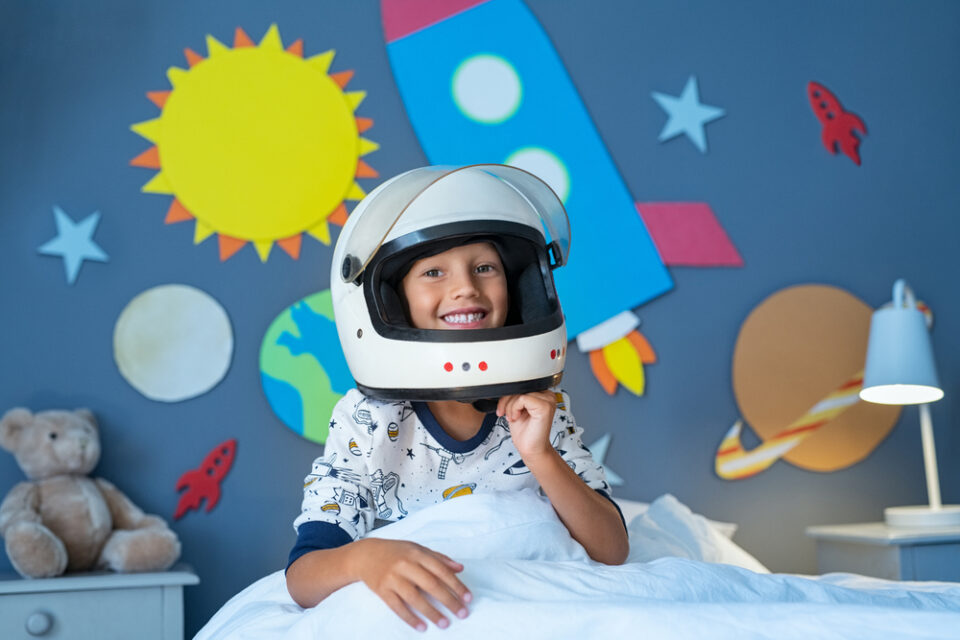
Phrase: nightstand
[
  {"left": 0, "top": 564, "right": 198, "bottom": 639},
  {"left": 805, "top": 523, "right": 960, "bottom": 581}
]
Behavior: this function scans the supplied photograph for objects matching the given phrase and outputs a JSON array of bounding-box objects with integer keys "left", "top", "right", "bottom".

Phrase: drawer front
[
  {"left": 904, "top": 543, "right": 960, "bottom": 582},
  {"left": 0, "top": 586, "right": 164, "bottom": 640}
]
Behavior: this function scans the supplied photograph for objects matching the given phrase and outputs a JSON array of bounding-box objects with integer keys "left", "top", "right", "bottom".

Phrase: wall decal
[
  {"left": 260, "top": 290, "right": 351, "bottom": 445},
  {"left": 586, "top": 433, "right": 624, "bottom": 486},
  {"left": 131, "top": 24, "right": 378, "bottom": 262},
  {"left": 714, "top": 285, "right": 901, "bottom": 480},
  {"left": 114, "top": 284, "right": 233, "bottom": 402},
  {"left": 37, "top": 206, "right": 108, "bottom": 284},
  {"left": 175, "top": 439, "right": 237, "bottom": 519},
  {"left": 636, "top": 202, "right": 743, "bottom": 267},
  {"left": 807, "top": 81, "right": 866, "bottom": 166},
  {"left": 589, "top": 330, "right": 656, "bottom": 396},
  {"left": 651, "top": 76, "right": 725, "bottom": 154},
  {"left": 381, "top": 0, "right": 672, "bottom": 338}
]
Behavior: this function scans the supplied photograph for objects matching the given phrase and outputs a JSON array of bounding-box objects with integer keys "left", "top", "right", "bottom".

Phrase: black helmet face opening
[{"left": 363, "top": 221, "right": 563, "bottom": 343}]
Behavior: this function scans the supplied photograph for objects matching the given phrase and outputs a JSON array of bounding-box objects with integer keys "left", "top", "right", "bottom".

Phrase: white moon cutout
[{"left": 114, "top": 284, "right": 233, "bottom": 402}]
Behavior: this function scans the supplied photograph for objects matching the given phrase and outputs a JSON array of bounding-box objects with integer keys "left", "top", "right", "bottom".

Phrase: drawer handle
[{"left": 26, "top": 611, "right": 54, "bottom": 636}]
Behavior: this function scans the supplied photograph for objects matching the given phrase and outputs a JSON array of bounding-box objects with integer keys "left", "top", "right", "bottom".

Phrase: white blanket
[{"left": 196, "top": 490, "right": 960, "bottom": 639}]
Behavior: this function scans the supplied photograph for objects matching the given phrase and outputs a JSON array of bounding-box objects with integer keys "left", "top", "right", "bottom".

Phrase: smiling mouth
[{"left": 441, "top": 311, "right": 487, "bottom": 327}]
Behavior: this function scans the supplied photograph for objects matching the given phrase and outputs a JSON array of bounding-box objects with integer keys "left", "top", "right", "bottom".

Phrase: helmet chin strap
[{"left": 467, "top": 398, "right": 499, "bottom": 413}]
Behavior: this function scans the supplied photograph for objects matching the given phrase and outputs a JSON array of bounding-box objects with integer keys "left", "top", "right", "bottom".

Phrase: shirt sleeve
[
  {"left": 290, "top": 391, "right": 377, "bottom": 565},
  {"left": 550, "top": 390, "right": 626, "bottom": 531}
]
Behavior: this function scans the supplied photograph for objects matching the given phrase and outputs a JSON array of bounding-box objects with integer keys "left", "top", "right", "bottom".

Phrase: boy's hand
[
  {"left": 353, "top": 538, "right": 471, "bottom": 632},
  {"left": 497, "top": 391, "right": 557, "bottom": 460}
]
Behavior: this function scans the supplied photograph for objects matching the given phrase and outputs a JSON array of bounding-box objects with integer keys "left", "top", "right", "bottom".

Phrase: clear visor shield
[{"left": 340, "top": 164, "right": 571, "bottom": 283}]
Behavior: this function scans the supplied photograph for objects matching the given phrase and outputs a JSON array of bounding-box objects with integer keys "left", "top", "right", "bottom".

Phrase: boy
[{"left": 286, "top": 167, "right": 628, "bottom": 632}]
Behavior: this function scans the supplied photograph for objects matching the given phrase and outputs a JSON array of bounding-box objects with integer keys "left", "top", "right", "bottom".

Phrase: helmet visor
[{"left": 340, "top": 164, "right": 570, "bottom": 283}]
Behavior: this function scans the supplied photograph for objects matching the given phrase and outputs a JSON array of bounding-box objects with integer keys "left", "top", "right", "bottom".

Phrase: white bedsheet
[{"left": 196, "top": 490, "right": 960, "bottom": 639}]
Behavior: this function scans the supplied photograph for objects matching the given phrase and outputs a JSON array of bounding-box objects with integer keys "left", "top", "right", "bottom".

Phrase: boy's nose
[{"left": 449, "top": 270, "right": 479, "bottom": 297}]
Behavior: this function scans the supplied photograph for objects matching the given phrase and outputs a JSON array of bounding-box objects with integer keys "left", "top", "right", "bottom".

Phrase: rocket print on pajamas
[
  {"left": 421, "top": 443, "right": 474, "bottom": 479},
  {"left": 370, "top": 469, "right": 407, "bottom": 519},
  {"left": 304, "top": 452, "right": 364, "bottom": 489}
]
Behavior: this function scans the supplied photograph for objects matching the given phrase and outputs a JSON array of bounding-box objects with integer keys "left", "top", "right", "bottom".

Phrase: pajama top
[{"left": 288, "top": 387, "right": 618, "bottom": 567}]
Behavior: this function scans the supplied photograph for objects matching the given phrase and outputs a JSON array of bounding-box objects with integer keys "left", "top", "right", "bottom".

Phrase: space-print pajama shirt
[{"left": 288, "top": 388, "right": 620, "bottom": 568}]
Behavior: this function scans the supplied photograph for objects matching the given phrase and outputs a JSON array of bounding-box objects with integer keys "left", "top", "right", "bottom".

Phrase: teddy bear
[{"left": 0, "top": 407, "right": 181, "bottom": 578}]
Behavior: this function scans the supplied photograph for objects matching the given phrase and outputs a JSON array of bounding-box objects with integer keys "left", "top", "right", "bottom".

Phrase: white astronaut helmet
[{"left": 331, "top": 164, "right": 570, "bottom": 409}]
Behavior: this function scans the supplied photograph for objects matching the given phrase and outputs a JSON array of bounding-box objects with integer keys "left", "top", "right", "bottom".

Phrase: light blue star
[
  {"left": 587, "top": 433, "right": 624, "bottom": 486},
  {"left": 37, "top": 206, "right": 109, "bottom": 284},
  {"left": 652, "top": 76, "right": 725, "bottom": 153}
]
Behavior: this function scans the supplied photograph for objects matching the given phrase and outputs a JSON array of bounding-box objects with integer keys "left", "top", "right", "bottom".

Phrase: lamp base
[{"left": 884, "top": 505, "right": 960, "bottom": 528}]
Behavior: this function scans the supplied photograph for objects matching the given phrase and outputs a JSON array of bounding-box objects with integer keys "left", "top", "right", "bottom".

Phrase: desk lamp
[{"left": 860, "top": 279, "right": 959, "bottom": 527}]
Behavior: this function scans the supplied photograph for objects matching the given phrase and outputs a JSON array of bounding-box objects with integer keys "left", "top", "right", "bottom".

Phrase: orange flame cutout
[{"left": 589, "top": 330, "right": 656, "bottom": 396}]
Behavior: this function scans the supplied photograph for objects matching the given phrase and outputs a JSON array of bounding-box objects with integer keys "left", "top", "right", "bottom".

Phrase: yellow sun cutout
[{"left": 131, "top": 25, "right": 378, "bottom": 261}]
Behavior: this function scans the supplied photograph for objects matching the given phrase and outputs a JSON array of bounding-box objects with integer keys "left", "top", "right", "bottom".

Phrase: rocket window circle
[
  {"left": 504, "top": 147, "right": 570, "bottom": 204},
  {"left": 451, "top": 54, "right": 522, "bottom": 124}
]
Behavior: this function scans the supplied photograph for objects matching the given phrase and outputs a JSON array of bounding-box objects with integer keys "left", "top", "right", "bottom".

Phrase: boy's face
[{"left": 400, "top": 242, "right": 508, "bottom": 330}]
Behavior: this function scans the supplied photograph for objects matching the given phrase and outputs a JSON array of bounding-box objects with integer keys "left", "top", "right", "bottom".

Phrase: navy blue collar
[{"left": 412, "top": 402, "right": 497, "bottom": 453}]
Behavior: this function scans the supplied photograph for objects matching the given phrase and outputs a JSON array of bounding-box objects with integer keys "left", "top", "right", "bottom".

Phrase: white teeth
[{"left": 443, "top": 312, "right": 484, "bottom": 324}]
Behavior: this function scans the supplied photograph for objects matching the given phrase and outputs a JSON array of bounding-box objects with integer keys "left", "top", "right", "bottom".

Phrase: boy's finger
[
  {"left": 400, "top": 583, "right": 448, "bottom": 629},
  {"left": 414, "top": 563, "right": 470, "bottom": 621},
  {"left": 424, "top": 556, "right": 472, "bottom": 606},
  {"left": 383, "top": 591, "right": 427, "bottom": 632}
]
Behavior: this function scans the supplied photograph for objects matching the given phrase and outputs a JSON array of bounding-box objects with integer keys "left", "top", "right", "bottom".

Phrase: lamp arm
[{"left": 919, "top": 403, "right": 943, "bottom": 510}]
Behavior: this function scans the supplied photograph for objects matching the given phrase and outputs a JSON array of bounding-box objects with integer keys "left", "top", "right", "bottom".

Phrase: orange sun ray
[
  {"left": 277, "top": 234, "right": 303, "bottom": 259},
  {"left": 147, "top": 91, "right": 170, "bottom": 109},
  {"left": 327, "top": 203, "right": 349, "bottom": 227},
  {"left": 234, "top": 27, "right": 255, "bottom": 48},
  {"left": 218, "top": 235, "right": 247, "bottom": 261},
  {"left": 330, "top": 70, "right": 354, "bottom": 89},
  {"left": 130, "top": 146, "right": 161, "bottom": 169},
  {"left": 355, "top": 159, "right": 379, "bottom": 178},
  {"left": 165, "top": 199, "right": 195, "bottom": 224},
  {"left": 355, "top": 117, "right": 373, "bottom": 134},
  {"left": 286, "top": 39, "right": 304, "bottom": 57},
  {"left": 184, "top": 48, "right": 205, "bottom": 67}
]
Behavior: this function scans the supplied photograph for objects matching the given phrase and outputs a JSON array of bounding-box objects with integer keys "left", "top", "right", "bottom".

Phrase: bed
[{"left": 195, "top": 490, "right": 960, "bottom": 639}]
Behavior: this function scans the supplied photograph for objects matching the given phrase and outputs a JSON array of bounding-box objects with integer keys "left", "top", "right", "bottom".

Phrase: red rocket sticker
[
  {"left": 174, "top": 439, "right": 237, "bottom": 520},
  {"left": 807, "top": 82, "right": 867, "bottom": 165}
]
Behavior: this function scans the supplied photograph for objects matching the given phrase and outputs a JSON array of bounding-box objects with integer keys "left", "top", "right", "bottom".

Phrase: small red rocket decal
[
  {"left": 174, "top": 439, "right": 237, "bottom": 520},
  {"left": 807, "top": 82, "right": 867, "bottom": 165}
]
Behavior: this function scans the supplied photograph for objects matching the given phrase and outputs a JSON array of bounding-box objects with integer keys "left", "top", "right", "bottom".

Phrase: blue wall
[{"left": 1, "top": 1, "right": 958, "bottom": 635}]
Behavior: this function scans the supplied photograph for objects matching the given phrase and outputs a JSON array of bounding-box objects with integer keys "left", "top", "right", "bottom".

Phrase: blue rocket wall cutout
[{"left": 382, "top": 0, "right": 673, "bottom": 339}]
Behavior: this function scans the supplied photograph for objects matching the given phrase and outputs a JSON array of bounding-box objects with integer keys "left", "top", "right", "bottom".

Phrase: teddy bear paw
[
  {"left": 98, "top": 528, "right": 181, "bottom": 573},
  {"left": 4, "top": 521, "right": 68, "bottom": 578}
]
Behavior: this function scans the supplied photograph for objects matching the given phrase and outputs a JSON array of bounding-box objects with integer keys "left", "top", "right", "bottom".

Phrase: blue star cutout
[
  {"left": 587, "top": 434, "right": 624, "bottom": 486},
  {"left": 652, "top": 76, "right": 725, "bottom": 153},
  {"left": 37, "top": 206, "right": 108, "bottom": 284}
]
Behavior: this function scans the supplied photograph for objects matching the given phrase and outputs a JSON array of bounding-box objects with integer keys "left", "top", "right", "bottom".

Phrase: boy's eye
[
  {"left": 476, "top": 264, "right": 495, "bottom": 273},
  {"left": 424, "top": 269, "right": 442, "bottom": 277}
]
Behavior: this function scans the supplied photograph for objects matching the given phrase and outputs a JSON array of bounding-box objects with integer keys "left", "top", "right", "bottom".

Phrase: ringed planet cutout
[{"left": 715, "top": 284, "right": 901, "bottom": 480}]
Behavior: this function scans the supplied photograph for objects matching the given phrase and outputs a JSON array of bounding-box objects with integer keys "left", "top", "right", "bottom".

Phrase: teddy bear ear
[
  {"left": 0, "top": 408, "right": 34, "bottom": 452},
  {"left": 74, "top": 408, "right": 99, "bottom": 430}
]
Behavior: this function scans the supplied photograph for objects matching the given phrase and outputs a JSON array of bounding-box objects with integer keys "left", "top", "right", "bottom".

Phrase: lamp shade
[{"left": 860, "top": 279, "right": 943, "bottom": 405}]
